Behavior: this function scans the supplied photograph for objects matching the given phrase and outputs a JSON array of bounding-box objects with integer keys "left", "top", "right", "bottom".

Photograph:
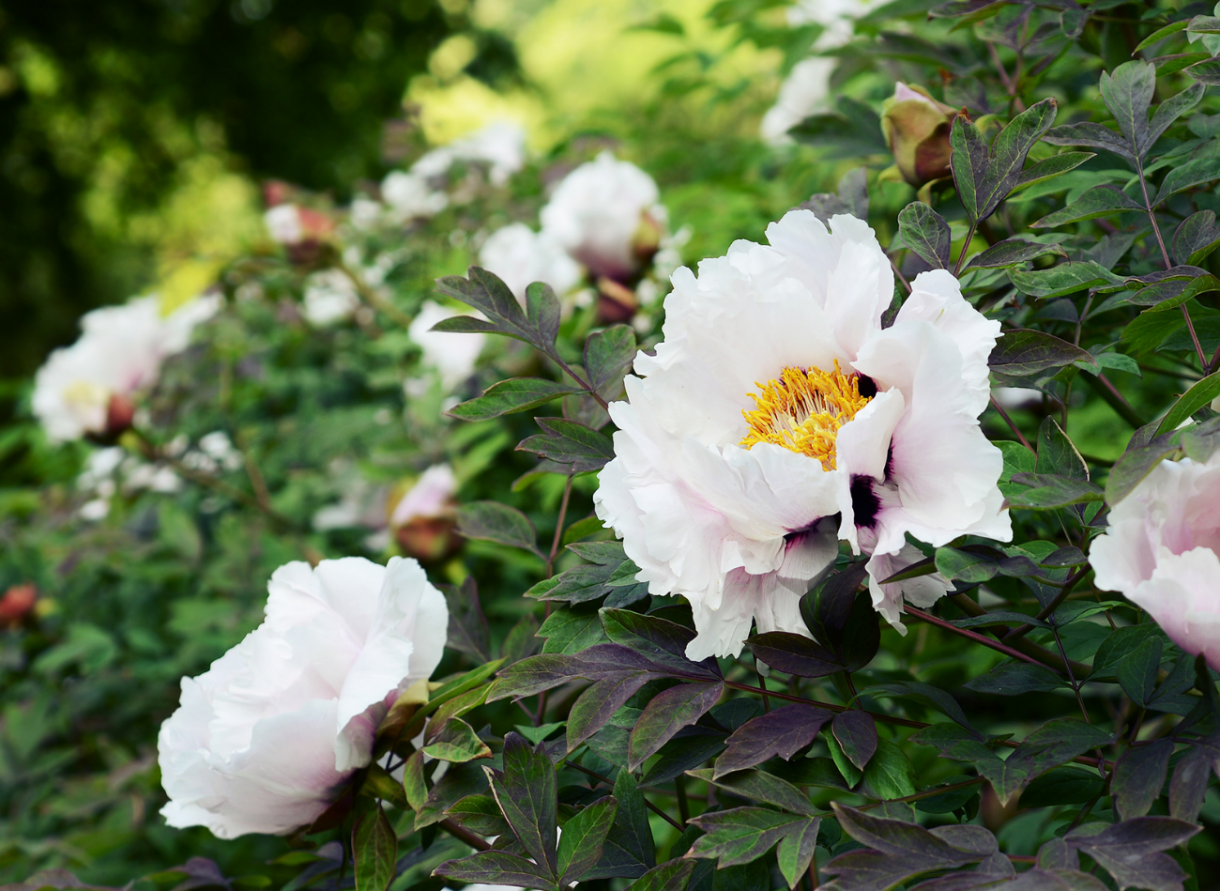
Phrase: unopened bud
[
  {"left": 0, "top": 584, "right": 37, "bottom": 628},
  {"left": 881, "top": 83, "right": 958, "bottom": 188},
  {"left": 597, "top": 277, "right": 639, "bottom": 324}
]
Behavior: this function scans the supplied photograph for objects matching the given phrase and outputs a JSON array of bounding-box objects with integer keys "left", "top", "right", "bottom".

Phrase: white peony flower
[
  {"left": 540, "top": 152, "right": 666, "bottom": 281},
  {"left": 593, "top": 210, "right": 1010, "bottom": 659},
  {"left": 382, "top": 171, "right": 449, "bottom": 221},
  {"left": 412, "top": 121, "right": 527, "bottom": 187},
  {"left": 302, "top": 270, "right": 361, "bottom": 326},
  {"left": 158, "top": 557, "right": 448, "bottom": 838},
  {"left": 33, "top": 294, "right": 220, "bottom": 443},
  {"left": 478, "top": 223, "right": 583, "bottom": 301},
  {"left": 761, "top": 0, "right": 884, "bottom": 142},
  {"left": 264, "top": 204, "right": 303, "bottom": 244},
  {"left": 1092, "top": 451, "right": 1220, "bottom": 669},
  {"left": 408, "top": 301, "right": 487, "bottom": 393}
]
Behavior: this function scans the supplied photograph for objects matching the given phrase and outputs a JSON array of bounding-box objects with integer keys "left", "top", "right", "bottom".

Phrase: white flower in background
[
  {"left": 478, "top": 223, "right": 583, "bottom": 301},
  {"left": 349, "top": 197, "right": 383, "bottom": 231},
  {"left": 408, "top": 301, "right": 486, "bottom": 393},
  {"left": 264, "top": 204, "right": 303, "bottom": 244},
  {"left": 382, "top": 171, "right": 449, "bottom": 221},
  {"left": 182, "top": 432, "right": 244, "bottom": 474},
  {"left": 992, "top": 387, "right": 1043, "bottom": 412},
  {"left": 391, "top": 464, "right": 457, "bottom": 527},
  {"left": 412, "top": 121, "right": 527, "bottom": 187},
  {"left": 1092, "top": 451, "right": 1220, "bottom": 670},
  {"left": 33, "top": 294, "right": 221, "bottom": 443},
  {"left": 302, "top": 270, "right": 362, "bottom": 326},
  {"left": 158, "top": 557, "right": 448, "bottom": 838},
  {"left": 761, "top": 0, "right": 883, "bottom": 142},
  {"left": 540, "top": 152, "right": 667, "bottom": 281},
  {"left": 594, "top": 210, "right": 1010, "bottom": 659}
]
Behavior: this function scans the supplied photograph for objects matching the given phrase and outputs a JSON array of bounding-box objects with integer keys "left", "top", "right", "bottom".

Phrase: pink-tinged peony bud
[
  {"left": 158, "top": 557, "right": 448, "bottom": 838},
  {"left": 1091, "top": 451, "right": 1220, "bottom": 670},
  {"left": 881, "top": 83, "right": 959, "bottom": 188},
  {"left": 0, "top": 584, "right": 36, "bottom": 628},
  {"left": 389, "top": 465, "right": 461, "bottom": 562}
]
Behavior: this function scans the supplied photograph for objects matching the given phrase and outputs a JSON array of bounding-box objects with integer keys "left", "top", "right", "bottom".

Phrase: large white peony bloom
[
  {"left": 540, "top": 152, "right": 666, "bottom": 281},
  {"left": 158, "top": 557, "right": 448, "bottom": 839},
  {"left": 1092, "top": 451, "right": 1220, "bottom": 669},
  {"left": 478, "top": 223, "right": 583, "bottom": 301},
  {"left": 33, "top": 295, "right": 220, "bottom": 443},
  {"left": 593, "top": 211, "right": 1010, "bottom": 659},
  {"left": 408, "top": 301, "right": 487, "bottom": 393}
]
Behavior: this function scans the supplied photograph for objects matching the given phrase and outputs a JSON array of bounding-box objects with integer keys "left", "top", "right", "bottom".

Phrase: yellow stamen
[{"left": 740, "top": 361, "right": 871, "bottom": 470}]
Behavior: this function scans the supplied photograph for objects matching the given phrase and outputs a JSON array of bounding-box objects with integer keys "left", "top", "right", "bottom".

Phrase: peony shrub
[{"left": 5, "top": 2, "right": 1220, "bottom": 891}]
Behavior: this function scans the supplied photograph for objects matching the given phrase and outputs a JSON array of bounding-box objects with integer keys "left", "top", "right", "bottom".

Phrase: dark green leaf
[
  {"left": 1173, "top": 211, "right": 1220, "bottom": 266},
  {"left": 1090, "top": 624, "right": 1165, "bottom": 680},
  {"left": 488, "top": 733, "right": 559, "bottom": 877},
  {"left": 1037, "top": 417, "right": 1088, "bottom": 479},
  {"left": 1006, "top": 473, "right": 1104, "bottom": 509},
  {"left": 1144, "top": 83, "right": 1205, "bottom": 155},
  {"left": 1044, "top": 121, "right": 1136, "bottom": 163},
  {"left": 584, "top": 325, "right": 637, "bottom": 396},
  {"left": 988, "top": 328, "right": 1097, "bottom": 378},
  {"left": 790, "top": 96, "right": 887, "bottom": 158},
  {"left": 436, "top": 267, "right": 558, "bottom": 354},
  {"left": 433, "top": 851, "right": 554, "bottom": 889},
  {"left": 776, "top": 818, "right": 821, "bottom": 890},
  {"left": 352, "top": 807, "right": 396, "bottom": 891},
  {"left": 585, "top": 770, "right": 656, "bottom": 880},
  {"left": 628, "top": 859, "right": 695, "bottom": 891},
  {"left": 539, "top": 607, "right": 605, "bottom": 654},
  {"left": 1030, "top": 185, "right": 1143, "bottom": 228},
  {"left": 687, "top": 807, "right": 808, "bottom": 867},
  {"left": 517, "top": 418, "right": 614, "bottom": 473},
  {"left": 1117, "top": 637, "right": 1162, "bottom": 706},
  {"left": 446, "top": 794, "right": 509, "bottom": 837},
  {"left": 950, "top": 99, "right": 1059, "bottom": 222},
  {"left": 1009, "top": 261, "right": 1125, "bottom": 298},
  {"left": 1113, "top": 739, "right": 1173, "bottom": 820},
  {"left": 1135, "top": 19, "right": 1190, "bottom": 52},
  {"left": 1155, "top": 142, "right": 1220, "bottom": 204},
  {"left": 457, "top": 501, "right": 542, "bottom": 557},
  {"left": 862, "top": 738, "right": 917, "bottom": 800},
  {"left": 897, "top": 202, "right": 952, "bottom": 269},
  {"left": 865, "top": 681, "right": 978, "bottom": 734},
  {"left": 601, "top": 608, "right": 721, "bottom": 678},
  {"left": 963, "top": 238, "right": 1066, "bottom": 270},
  {"left": 686, "top": 768, "right": 817, "bottom": 816},
  {"left": 629, "top": 681, "right": 723, "bottom": 770},
  {"left": 439, "top": 577, "right": 491, "bottom": 662},
  {"left": 1014, "top": 152, "right": 1096, "bottom": 193},
  {"left": 1155, "top": 370, "right": 1220, "bottom": 435},
  {"left": 449, "top": 378, "right": 580, "bottom": 421},
  {"left": 1020, "top": 766, "right": 1104, "bottom": 808},
  {"left": 568, "top": 674, "right": 658, "bottom": 751},
  {"left": 715, "top": 704, "right": 835, "bottom": 778},
  {"left": 1098, "top": 61, "right": 1156, "bottom": 156},
  {"left": 832, "top": 710, "right": 877, "bottom": 771},
  {"left": 964, "top": 662, "right": 1066, "bottom": 695},
  {"left": 1186, "top": 56, "right": 1220, "bottom": 85},
  {"left": 558, "top": 796, "right": 617, "bottom": 886}
]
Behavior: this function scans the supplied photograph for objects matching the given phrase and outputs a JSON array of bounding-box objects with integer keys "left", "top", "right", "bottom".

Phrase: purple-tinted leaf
[
  {"left": 686, "top": 768, "right": 817, "bottom": 816},
  {"left": 776, "top": 818, "right": 821, "bottom": 890},
  {"left": 584, "top": 770, "right": 655, "bottom": 880},
  {"left": 1169, "top": 739, "right": 1220, "bottom": 822},
  {"left": 438, "top": 577, "right": 491, "bottom": 662},
  {"left": 715, "top": 705, "right": 834, "bottom": 778},
  {"left": 1113, "top": 739, "right": 1173, "bottom": 819},
  {"left": 557, "top": 796, "right": 617, "bottom": 885},
  {"left": 629, "top": 682, "right": 723, "bottom": 770},
  {"left": 898, "top": 202, "right": 952, "bottom": 270},
  {"left": 989, "top": 329, "right": 1096, "bottom": 378},
  {"left": 1066, "top": 817, "right": 1202, "bottom": 891},
  {"left": 745, "top": 632, "right": 842, "bottom": 677},
  {"left": 601, "top": 608, "right": 721, "bottom": 678},
  {"left": 517, "top": 417, "right": 613, "bottom": 473},
  {"left": 433, "top": 851, "right": 555, "bottom": 889},
  {"left": 963, "top": 237, "right": 1067, "bottom": 270},
  {"left": 567, "top": 674, "right": 657, "bottom": 751},
  {"left": 686, "top": 807, "right": 807, "bottom": 867},
  {"left": 486, "top": 653, "right": 586, "bottom": 701},
  {"left": 630, "top": 858, "right": 696, "bottom": 891},
  {"left": 352, "top": 807, "right": 396, "bottom": 891},
  {"left": 486, "top": 733, "right": 559, "bottom": 878},
  {"left": 457, "top": 501, "right": 542, "bottom": 557},
  {"left": 833, "top": 711, "right": 878, "bottom": 771},
  {"left": 583, "top": 325, "right": 636, "bottom": 396},
  {"left": 832, "top": 804, "right": 985, "bottom": 862}
]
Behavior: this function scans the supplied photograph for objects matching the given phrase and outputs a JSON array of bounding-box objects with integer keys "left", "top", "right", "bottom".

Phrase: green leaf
[
  {"left": 568, "top": 674, "right": 658, "bottom": 751},
  {"left": 1106, "top": 440, "right": 1181, "bottom": 506},
  {"left": 1037, "top": 416, "right": 1088, "bottom": 479},
  {"left": 1186, "top": 56, "right": 1220, "bottom": 85},
  {"left": 989, "top": 329, "right": 1098, "bottom": 379},
  {"left": 488, "top": 733, "right": 559, "bottom": 877},
  {"left": 832, "top": 710, "right": 877, "bottom": 771},
  {"left": 1030, "top": 184, "right": 1143, "bottom": 228},
  {"left": 585, "top": 770, "right": 656, "bottom": 880},
  {"left": 1009, "top": 261, "right": 1125, "bottom": 298},
  {"left": 686, "top": 768, "right": 818, "bottom": 816},
  {"left": 1155, "top": 141, "right": 1220, "bottom": 204},
  {"left": 862, "top": 738, "right": 917, "bottom": 800},
  {"left": 457, "top": 501, "right": 542, "bottom": 557},
  {"left": 950, "top": 98, "right": 1059, "bottom": 222},
  {"left": 1156, "top": 370, "right": 1220, "bottom": 435},
  {"left": 352, "top": 807, "right": 397, "bottom": 891},
  {"left": 423, "top": 717, "right": 492, "bottom": 763},
  {"left": 433, "top": 851, "right": 555, "bottom": 889},
  {"left": 1144, "top": 83, "right": 1206, "bottom": 156},
  {"left": 1117, "top": 637, "right": 1163, "bottom": 706},
  {"left": 775, "top": 818, "right": 821, "bottom": 890},
  {"left": 601, "top": 608, "right": 721, "bottom": 678},
  {"left": 1113, "top": 739, "right": 1174, "bottom": 820},
  {"left": 1135, "top": 19, "right": 1190, "bottom": 52},
  {"left": 1005, "top": 473, "right": 1104, "bottom": 509},
  {"left": 449, "top": 378, "right": 580, "bottom": 421},
  {"left": 446, "top": 794, "right": 509, "bottom": 837},
  {"left": 964, "top": 662, "right": 1066, "bottom": 695},
  {"left": 628, "top": 681, "right": 723, "bottom": 770},
  {"left": 584, "top": 325, "right": 637, "bottom": 396},
  {"left": 687, "top": 807, "right": 809, "bottom": 867},
  {"left": 715, "top": 704, "right": 835, "bottom": 778},
  {"left": 539, "top": 607, "right": 606, "bottom": 654},
  {"left": 1044, "top": 121, "right": 1136, "bottom": 163},
  {"left": 790, "top": 96, "right": 887, "bottom": 158},
  {"left": 628, "top": 859, "right": 696, "bottom": 891},
  {"left": 518, "top": 417, "right": 614, "bottom": 473},
  {"left": 1173, "top": 210, "right": 1220, "bottom": 266},
  {"left": 1020, "top": 766, "right": 1105, "bottom": 808},
  {"left": 897, "top": 202, "right": 951, "bottom": 269},
  {"left": 436, "top": 267, "right": 561, "bottom": 355},
  {"left": 558, "top": 796, "right": 617, "bottom": 886},
  {"left": 1098, "top": 61, "right": 1156, "bottom": 156},
  {"left": 963, "top": 238, "right": 1066, "bottom": 270},
  {"left": 402, "top": 750, "right": 426, "bottom": 810}
]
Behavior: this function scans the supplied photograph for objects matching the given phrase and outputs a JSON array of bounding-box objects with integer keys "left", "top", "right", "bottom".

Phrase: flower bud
[
  {"left": 881, "top": 83, "right": 958, "bottom": 188},
  {"left": 389, "top": 465, "right": 461, "bottom": 562},
  {"left": 596, "top": 276, "right": 639, "bottom": 324},
  {"left": 0, "top": 584, "right": 36, "bottom": 628}
]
